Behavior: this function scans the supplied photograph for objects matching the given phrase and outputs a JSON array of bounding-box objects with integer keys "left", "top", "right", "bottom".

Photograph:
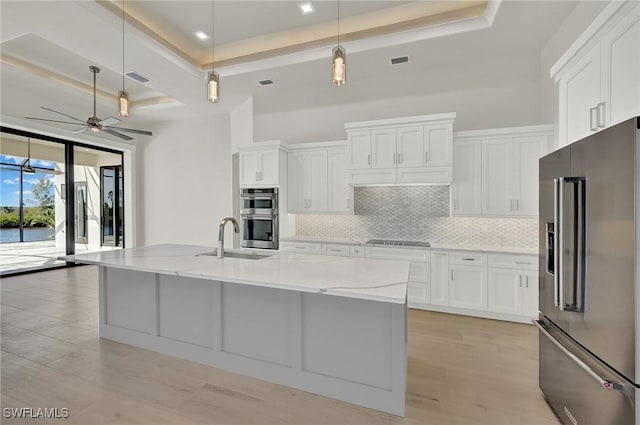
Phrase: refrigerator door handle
[
  {"left": 534, "top": 320, "right": 626, "bottom": 392},
  {"left": 573, "top": 178, "right": 586, "bottom": 312},
  {"left": 554, "top": 178, "right": 564, "bottom": 309}
]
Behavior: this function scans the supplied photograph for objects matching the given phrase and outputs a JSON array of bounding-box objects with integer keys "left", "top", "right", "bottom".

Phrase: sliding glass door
[{"left": 100, "top": 166, "right": 123, "bottom": 247}]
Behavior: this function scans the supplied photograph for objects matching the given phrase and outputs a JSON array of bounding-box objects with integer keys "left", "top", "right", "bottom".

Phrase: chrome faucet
[{"left": 218, "top": 217, "right": 240, "bottom": 259}]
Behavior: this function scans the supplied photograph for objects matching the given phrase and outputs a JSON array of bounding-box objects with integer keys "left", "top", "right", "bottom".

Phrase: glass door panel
[{"left": 75, "top": 182, "right": 88, "bottom": 244}]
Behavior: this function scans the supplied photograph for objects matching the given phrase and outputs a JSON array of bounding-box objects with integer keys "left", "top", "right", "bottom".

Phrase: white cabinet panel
[
  {"left": 487, "top": 268, "right": 522, "bottom": 315},
  {"left": 307, "top": 150, "right": 328, "bottom": 212},
  {"left": 260, "top": 150, "right": 279, "bottom": 185},
  {"left": 424, "top": 124, "right": 452, "bottom": 167},
  {"left": 601, "top": 4, "right": 640, "bottom": 127},
  {"left": 430, "top": 251, "right": 449, "bottom": 306},
  {"left": 449, "top": 251, "right": 487, "bottom": 266},
  {"left": 287, "top": 150, "right": 328, "bottom": 213},
  {"left": 350, "top": 245, "right": 365, "bottom": 257},
  {"left": 409, "top": 262, "right": 430, "bottom": 283},
  {"left": 396, "top": 126, "right": 424, "bottom": 168},
  {"left": 365, "top": 246, "right": 430, "bottom": 262},
  {"left": 482, "top": 139, "right": 511, "bottom": 215},
  {"left": 452, "top": 139, "right": 482, "bottom": 215},
  {"left": 240, "top": 151, "right": 262, "bottom": 186},
  {"left": 348, "top": 130, "right": 371, "bottom": 169},
  {"left": 327, "top": 148, "right": 352, "bottom": 213},
  {"left": 511, "top": 136, "right": 544, "bottom": 216},
  {"left": 287, "top": 152, "right": 306, "bottom": 212},
  {"left": 372, "top": 128, "right": 397, "bottom": 169},
  {"left": 449, "top": 265, "right": 487, "bottom": 311},
  {"left": 488, "top": 254, "right": 537, "bottom": 271},
  {"left": 522, "top": 271, "right": 539, "bottom": 319},
  {"left": 396, "top": 167, "right": 451, "bottom": 184},
  {"left": 240, "top": 149, "right": 281, "bottom": 187},
  {"left": 279, "top": 241, "right": 322, "bottom": 254},
  {"left": 408, "top": 282, "right": 431, "bottom": 305}
]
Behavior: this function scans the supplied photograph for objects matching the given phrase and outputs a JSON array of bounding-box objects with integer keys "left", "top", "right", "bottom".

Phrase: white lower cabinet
[
  {"left": 429, "top": 251, "right": 449, "bottom": 306},
  {"left": 449, "top": 265, "right": 487, "bottom": 311},
  {"left": 488, "top": 268, "right": 538, "bottom": 318},
  {"left": 408, "top": 282, "right": 431, "bottom": 305}
]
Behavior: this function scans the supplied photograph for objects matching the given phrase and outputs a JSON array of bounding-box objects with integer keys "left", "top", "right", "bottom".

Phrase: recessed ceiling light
[
  {"left": 391, "top": 56, "right": 410, "bottom": 65},
  {"left": 298, "top": 2, "right": 315, "bottom": 15},
  {"left": 194, "top": 31, "right": 210, "bottom": 40},
  {"left": 258, "top": 79, "right": 275, "bottom": 86}
]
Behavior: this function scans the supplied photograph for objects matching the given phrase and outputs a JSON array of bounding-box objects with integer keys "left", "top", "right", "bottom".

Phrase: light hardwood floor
[{"left": 1, "top": 266, "right": 560, "bottom": 425}]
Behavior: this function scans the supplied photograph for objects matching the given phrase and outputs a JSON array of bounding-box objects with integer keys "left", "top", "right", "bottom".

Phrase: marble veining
[{"left": 62, "top": 244, "right": 409, "bottom": 304}]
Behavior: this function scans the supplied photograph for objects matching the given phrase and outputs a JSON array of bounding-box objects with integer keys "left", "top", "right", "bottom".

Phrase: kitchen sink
[{"left": 197, "top": 250, "right": 274, "bottom": 260}]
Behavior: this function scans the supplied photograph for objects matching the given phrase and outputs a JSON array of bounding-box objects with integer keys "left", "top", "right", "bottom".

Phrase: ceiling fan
[{"left": 25, "top": 66, "right": 152, "bottom": 141}]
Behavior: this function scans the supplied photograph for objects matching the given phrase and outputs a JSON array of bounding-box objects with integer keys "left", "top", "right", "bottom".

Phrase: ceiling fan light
[
  {"left": 90, "top": 125, "right": 101, "bottom": 133},
  {"left": 332, "top": 46, "right": 346, "bottom": 86},
  {"left": 207, "top": 71, "right": 220, "bottom": 103},
  {"left": 118, "top": 90, "right": 130, "bottom": 117},
  {"left": 23, "top": 163, "right": 36, "bottom": 175}
]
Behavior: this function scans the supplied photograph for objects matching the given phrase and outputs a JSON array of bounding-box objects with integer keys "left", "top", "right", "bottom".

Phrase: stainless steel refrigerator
[{"left": 538, "top": 117, "right": 639, "bottom": 425}]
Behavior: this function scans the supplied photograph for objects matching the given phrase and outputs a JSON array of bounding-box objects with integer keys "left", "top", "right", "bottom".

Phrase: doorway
[{"left": 100, "top": 165, "right": 123, "bottom": 247}]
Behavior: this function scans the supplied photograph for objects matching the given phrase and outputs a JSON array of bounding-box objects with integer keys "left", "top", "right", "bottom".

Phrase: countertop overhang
[{"left": 62, "top": 244, "right": 410, "bottom": 304}]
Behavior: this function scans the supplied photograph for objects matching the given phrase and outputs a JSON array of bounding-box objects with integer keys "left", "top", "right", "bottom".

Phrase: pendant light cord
[
  {"left": 211, "top": 0, "right": 215, "bottom": 70},
  {"left": 337, "top": 0, "right": 340, "bottom": 46},
  {"left": 122, "top": 0, "right": 125, "bottom": 91}
]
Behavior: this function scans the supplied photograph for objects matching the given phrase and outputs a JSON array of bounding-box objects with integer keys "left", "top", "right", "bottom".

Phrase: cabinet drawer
[
  {"left": 350, "top": 245, "right": 365, "bottom": 257},
  {"left": 280, "top": 242, "right": 322, "bottom": 254},
  {"left": 365, "top": 246, "right": 430, "bottom": 262},
  {"left": 409, "top": 262, "right": 430, "bottom": 283},
  {"left": 408, "top": 282, "right": 431, "bottom": 305},
  {"left": 488, "top": 254, "right": 537, "bottom": 270},
  {"left": 322, "top": 244, "right": 350, "bottom": 257},
  {"left": 449, "top": 251, "right": 487, "bottom": 266}
]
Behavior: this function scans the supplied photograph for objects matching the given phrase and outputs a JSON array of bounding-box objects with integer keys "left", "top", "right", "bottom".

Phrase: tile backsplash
[{"left": 295, "top": 186, "right": 538, "bottom": 248}]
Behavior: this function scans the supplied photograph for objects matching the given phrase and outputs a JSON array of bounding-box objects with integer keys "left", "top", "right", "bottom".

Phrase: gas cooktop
[{"left": 365, "top": 239, "right": 430, "bottom": 248}]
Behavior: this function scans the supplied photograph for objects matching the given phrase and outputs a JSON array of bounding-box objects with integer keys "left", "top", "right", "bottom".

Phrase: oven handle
[
  {"left": 240, "top": 195, "right": 276, "bottom": 200},
  {"left": 241, "top": 214, "right": 278, "bottom": 219}
]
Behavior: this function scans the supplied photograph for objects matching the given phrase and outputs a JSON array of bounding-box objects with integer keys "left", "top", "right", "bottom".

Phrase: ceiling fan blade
[
  {"left": 102, "top": 128, "right": 133, "bottom": 141},
  {"left": 72, "top": 127, "right": 89, "bottom": 134},
  {"left": 104, "top": 126, "right": 153, "bottom": 136},
  {"left": 40, "top": 107, "right": 86, "bottom": 124},
  {"left": 25, "top": 117, "right": 90, "bottom": 126},
  {"left": 98, "top": 117, "right": 121, "bottom": 127}
]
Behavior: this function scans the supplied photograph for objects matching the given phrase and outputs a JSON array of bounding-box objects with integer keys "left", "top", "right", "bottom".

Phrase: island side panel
[{"left": 98, "top": 267, "right": 406, "bottom": 416}]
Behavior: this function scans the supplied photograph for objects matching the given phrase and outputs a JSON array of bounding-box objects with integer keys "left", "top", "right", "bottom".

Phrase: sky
[{"left": 0, "top": 154, "right": 56, "bottom": 207}]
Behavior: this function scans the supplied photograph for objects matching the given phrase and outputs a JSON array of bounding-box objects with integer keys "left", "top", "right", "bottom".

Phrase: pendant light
[
  {"left": 23, "top": 138, "right": 36, "bottom": 175},
  {"left": 118, "top": 0, "right": 130, "bottom": 117},
  {"left": 332, "top": 0, "right": 346, "bottom": 86},
  {"left": 207, "top": 0, "right": 220, "bottom": 102}
]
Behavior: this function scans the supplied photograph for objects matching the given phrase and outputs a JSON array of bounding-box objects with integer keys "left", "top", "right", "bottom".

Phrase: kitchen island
[{"left": 64, "top": 244, "right": 410, "bottom": 416}]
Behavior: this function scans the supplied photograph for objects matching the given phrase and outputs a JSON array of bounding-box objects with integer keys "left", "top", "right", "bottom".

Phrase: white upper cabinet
[
  {"left": 396, "top": 126, "right": 424, "bottom": 168},
  {"left": 345, "top": 113, "right": 456, "bottom": 185},
  {"left": 424, "top": 124, "right": 453, "bottom": 167},
  {"left": 553, "top": 1, "right": 640, "bottom": 147},
  {"left": 451, "top": 139, "right": 482, "bottom": 215},
  {"left": 453, "top": 125, "right": 552, "bottom": 218},
  {"left": 327, "top": 148, "right": 352, "bottom": 213},
  {"left": 287, "top": 142, "right": 351, "bottom": 214},
  {"left": 239, "top": 143, "right": 286, "bottom": 187}
]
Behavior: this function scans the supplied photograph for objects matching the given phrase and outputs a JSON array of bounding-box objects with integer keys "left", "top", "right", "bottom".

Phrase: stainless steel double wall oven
[{"left": 240, "top": 188, "right": 278, "bottom": 249}]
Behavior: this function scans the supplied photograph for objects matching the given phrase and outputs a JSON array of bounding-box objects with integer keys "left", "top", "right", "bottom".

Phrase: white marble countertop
[
  {"left": 62, "top": 244, "right": 409, "bottom": 304},
  {"left": 281, "top": 236, "right": 537, "bottom": 255}
]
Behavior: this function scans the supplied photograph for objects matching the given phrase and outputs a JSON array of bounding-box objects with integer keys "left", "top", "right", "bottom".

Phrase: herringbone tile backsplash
[{"left": 295, "top": 186, "right": 538, "bottom": 248}]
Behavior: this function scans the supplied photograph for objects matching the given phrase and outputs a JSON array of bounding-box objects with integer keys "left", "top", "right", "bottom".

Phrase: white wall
[
  {"left": 230, "top": 97, "right": 254, "bottom": 152},
  {"left": 137, "top": 114, "right": 232, "bottom": 247},
  {"left": 253, "top": 53, "right": 545, "bottom": 143}
]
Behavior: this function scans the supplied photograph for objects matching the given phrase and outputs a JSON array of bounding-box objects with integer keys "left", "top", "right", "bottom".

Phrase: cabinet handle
[
  {"left": 525, "top": 275, "right": 529, "bottom": 288},
  {"left": 451, "top": 270, "right": 454, "bottom": 280},
  {"left": 295, "top": 246, "right": 305, "bottom": 250},
  {"left": 519, "top": 275, "right": 523, "bottom": 287},
  {"left": 597, "top": 102, "right": 606, "bottom": 128},
  {"left": 397, "top": 153, "right": 402, "bottom": 164},
  {"left": 453, "top": 199, "right": 459, "bottom": 210},
  {"left": 255, "top": 171, "right": 259, "bottom": 181},
  {"left": 462, "top": 258, "right": 475, "bottom": 261},
  {"left": 367, "top": 154, "right": 371, "bottom": 165},
  {"left": 308, "top": 199, "right": 312, "bottom": 208},
  {"left": 590, "top": 107, "right": 598, "bottom": 131},
  {"left": 515, "top": 261, "right": 530, "bottom": 265},
  {"left": 329, "top": 249, "right": 341, "bottom": 252},
  {"left": 393, "top": 153, "right": 397, "bottom": 164},
  {"left": 425, "top": 151, "right": 429, "bottom": 163}
]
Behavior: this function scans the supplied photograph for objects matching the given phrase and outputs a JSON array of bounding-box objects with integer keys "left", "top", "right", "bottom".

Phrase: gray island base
[{"left": 66, "top": 245, "right": 409, "bottom": 416}]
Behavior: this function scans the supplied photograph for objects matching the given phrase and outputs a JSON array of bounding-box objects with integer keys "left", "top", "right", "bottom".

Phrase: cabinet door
[
  {"left": 430, "top": 251, "right": 449, "bottom": 306},
  {"left": 449, "top": 265, "right": 487, "bottom": 310},
  {"left": 396, "top": 126, "right": 424, "bottom": 168},
  {"left": 601, "top": 4, "right": 640, "bottom": 127},
  {"left": 260, "top": 150, "right": 279, "bottom": 185},
  {"left": 327, "top": 148, "right": 351, "bottom": 212},
  {"left": 452, "top": 139, "right": 482, "bottom": 215},
  {"left": 482, "top": 139, "right": 512, "bottom": 215},
  {"left": 371, "top": 128, "right": 397, "bottom": 169},
  {"left": 307, "top": 150, "right": 328, "bottom": 212},
  {"left": 487, "top": 268, "right": 522, "bottom": 315},
  {"left": 424, "top": 124, "right": 452, "bottom": 167},
  {"left": 559, "top": 44, "right": 601, "bottom": 146},
  {"left": 521, "top": 271, "right": 539, "bottom": 319},
  {"left": 511, "top": 136, "right": 545, "bottom": 216},
  {"left": 347, "top": 130, "right": 371, "bottom": 169},
  {"left": 408, "top": 282, "right": 431, "bottom": 306},
  {"left": 287, "top": 152, "right": 307, "bottom": 212},
  {"left": 240, "top": 151, "right": 261, "bottom": 186}
]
